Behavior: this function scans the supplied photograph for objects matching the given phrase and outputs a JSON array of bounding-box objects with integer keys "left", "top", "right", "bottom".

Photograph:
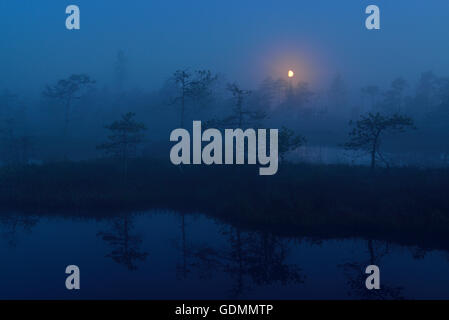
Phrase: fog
[
  {"left": 1, "top": 0, "right": 449, "bottom": 166},
  {"left": 3, "top": 2, "right": 449, "bottom": 301}
]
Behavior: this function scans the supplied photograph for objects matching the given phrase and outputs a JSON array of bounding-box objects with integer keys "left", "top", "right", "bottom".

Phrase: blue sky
[{"left": 1, "top": 0, "right": 448, "bottom": 92}]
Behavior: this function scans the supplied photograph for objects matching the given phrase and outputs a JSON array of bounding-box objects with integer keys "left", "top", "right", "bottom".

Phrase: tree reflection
[
  {"left": 410, "top": 246, "right": 429, "bottom": 260},
  {"left": 183, "top": 225, "right": 305, "bottom": 298},
  {"left": 176, "top": 212, "right": 190, "bottom": 279},
  {"left": 97, "top": 215, "right": 148, "bottom": 270},
  {"left": 0, "top": 214, "right": 38, "bottom": 247},
  {"left": 341, "top": 239, "right": 404, "bottom": 299}
]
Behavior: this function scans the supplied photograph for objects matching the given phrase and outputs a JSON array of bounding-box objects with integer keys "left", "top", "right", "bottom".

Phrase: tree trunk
[
  {"left": 181, "top": 213, "right": 188, "bottom": 278},
  {"left": 181, "top": 98, "right": 185, "bottom": 128},
  {"left": 123, "top": 156, "right": 128, "bottom": 185},
  {"left": 180, "top": 79, "right": 185, "bottom": 128},
  {"left": 368, "top": 239, "right": 375, "bottom": 265},
  {"left": 237, "top": 96, "right": 243, "bottom": 128},
  {"left": 63, "top": 99, "right": 71, "bottom": 161},
  {"left": 123, "top": 140, "right": 128, "bottom": 185},
  {"left": 371, "top": 134, "right": 380, "bottom": 170}
]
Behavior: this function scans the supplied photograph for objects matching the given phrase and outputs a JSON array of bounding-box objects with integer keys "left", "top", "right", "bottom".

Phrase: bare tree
[
  {"left": 207, "top": 82, "right": 266, "bottom": 130},
  {"left": 345, "top": 112, "right": 415, "bottom": 169},
  {"left": 227, "top": 83, "right": 252, "bottom": 127},
  {"left": 43, "top": 74, "right": 95, "bottom": 158},
  {"left": 382, "top": 78, "right": 408, "bottom": 113},
  {"left": 361, "top": 85, "right": 380, "bottom": 111},
  {"left": 172, "top": 69, "right": 217, "bottom": 128}
]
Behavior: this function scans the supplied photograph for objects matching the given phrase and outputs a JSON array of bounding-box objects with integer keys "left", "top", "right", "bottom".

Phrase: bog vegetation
[{"left": 1, "top": 58, "right": 449, "bottom": 246}]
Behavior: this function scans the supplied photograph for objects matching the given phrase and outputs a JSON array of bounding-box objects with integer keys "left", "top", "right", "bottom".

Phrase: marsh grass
[{"left": 1, "top": 158, "right": 449, "bottom": 249}]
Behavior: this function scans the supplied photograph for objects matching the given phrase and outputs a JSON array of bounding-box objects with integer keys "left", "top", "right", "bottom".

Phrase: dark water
[{"left": 1, "top": 211, "right": 449, "bottom": 299}]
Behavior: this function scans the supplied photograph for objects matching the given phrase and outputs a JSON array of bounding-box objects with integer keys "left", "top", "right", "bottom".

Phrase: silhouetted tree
[
  {"left": 345, "top": 113, "right": 415, "bottom": 169},
  {"left": 97, "top": 112, "right": 146, "bottom": 182},
  {"left": 208, "top": 82, "right": 266, "bottom": 129},
  {"left": 43, "top": 74, "right": 95, "bottom": 158},
  {"left": 285, "top": 82, "right": 315, "bottom": 116},
  {"left": 189, "top": 70, "right": 217, "bottom": 108},
  {"left": 97, "top": 215, "right": 148, "bottom": 270},
  {"left": 257, "top": 77, "right": 277, "bottom": 108},
  {"left": 437, "top": 77, "right": 449, "bottom": 111},
  {"left": 278, "top": 126, "right": 306, "bottom": 162},
  {"left": 169, "top": 71, "right": 219, "bottom": 281},
  {"left": 172, "top": 69, "right": 217, "bottom": 127},
  {"left": 328, "top": 73, "right": 347, "bottom": 112},
  {"left": 414, "top": 71, "right": 439, "bottom": 113},
  {"left": 361, "top": 85, "right": 380, "bottom": 111},
  {"left": 172, "top": 70, "right": 190, "bottom": 128},
  {"left": 294, "top": 82, "right": 314, "bottom": 107},
  {"left": 382, "top": 78, "right": 408, "bottom": 113},
  {"left": 274, "top": 78, "right": 288, "bottom": 105},
  {"left": 227, "top": 83, "right": 253, "bottom": 127}
]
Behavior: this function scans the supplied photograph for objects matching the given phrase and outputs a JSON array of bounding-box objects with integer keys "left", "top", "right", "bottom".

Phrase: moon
[{"left": 288, "top": 70, "right": 294, "bottom": 78}]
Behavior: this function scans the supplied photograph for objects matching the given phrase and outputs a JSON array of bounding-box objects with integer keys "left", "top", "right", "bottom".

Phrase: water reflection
[
  {"left": 0, "top": 211, "right": 448, "bottom": 299},
  {"left": 183, "top": 225, "right": 305, "bottom": 298},
  {"left": 97, "top": 214, "right": 148, "bottom": 270},
  {"left": 0, "top": 214, "right": 39, "bottom": 247},
  {"left": 341, "top": 240, "right": 404, "bottom": 299},
  {"left": 176, "top": 212, "right": 190, "bottom": 279}
]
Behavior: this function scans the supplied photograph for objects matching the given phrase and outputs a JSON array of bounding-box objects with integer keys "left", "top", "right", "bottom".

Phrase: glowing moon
[{"left": 288, "top": 70, "right": 294, "bottom": 78}]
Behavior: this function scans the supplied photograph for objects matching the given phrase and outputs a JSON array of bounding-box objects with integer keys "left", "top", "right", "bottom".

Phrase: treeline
[{"left": 1, "top": 51, "right": 449, "bottom": 165}]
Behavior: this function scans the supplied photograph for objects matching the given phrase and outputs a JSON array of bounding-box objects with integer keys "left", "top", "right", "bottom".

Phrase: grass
[{"left": 1, "top": 158, "right": 449, "bottom": 249}]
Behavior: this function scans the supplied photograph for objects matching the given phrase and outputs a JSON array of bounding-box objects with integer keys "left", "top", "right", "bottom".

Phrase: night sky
[{"left": 1, "top": 0, "right": 449, "bottom": 92}]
